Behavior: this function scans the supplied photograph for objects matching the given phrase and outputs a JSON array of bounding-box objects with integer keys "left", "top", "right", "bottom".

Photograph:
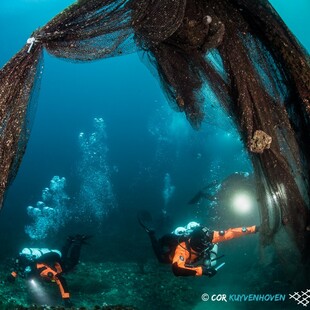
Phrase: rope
[{"left": 26, "top": 37, "right": 38, "bottom": 53}]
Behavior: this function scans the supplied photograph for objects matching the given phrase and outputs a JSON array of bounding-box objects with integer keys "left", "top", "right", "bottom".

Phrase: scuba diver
[
  {"left": 5, "top": 234, "right": 91, "bottom": 308},
  {"left": 138, "top": 211, "right": 259, "bottom": 277}
]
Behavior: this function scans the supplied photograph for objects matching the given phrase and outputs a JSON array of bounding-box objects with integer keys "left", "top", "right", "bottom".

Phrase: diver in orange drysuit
[
  {"left": 138, "top": 212, "right": 259, "bottom": 277},
  {"left": 172, "top": 225, "right": 258, "bottom": 277},
  {"left": 6, "top": 234, "right": 91, "bottom": 307}
]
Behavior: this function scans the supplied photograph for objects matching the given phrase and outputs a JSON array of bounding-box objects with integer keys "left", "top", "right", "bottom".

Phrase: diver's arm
[
  {"left": 172, "top": 243, "right": 203, "bottom": 276},
  {"left": 212, "top": 225, "right": 258, "bottom": 243}
]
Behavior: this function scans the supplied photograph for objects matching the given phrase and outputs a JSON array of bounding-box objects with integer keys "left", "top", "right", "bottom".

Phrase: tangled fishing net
[{"left": 0, "top": 0, "right": 309, "bottom": 260}]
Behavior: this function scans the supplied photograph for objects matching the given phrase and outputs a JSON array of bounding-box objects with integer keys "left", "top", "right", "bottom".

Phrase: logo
[
  {"left": 200, "top": 289, "right": 310, "bottom": 307},
  {"left": 201, "top": 293, "right": 209, "bottom": 301},
  {"left": 289, "top": 289, "right": 310, "bottom": 307}
]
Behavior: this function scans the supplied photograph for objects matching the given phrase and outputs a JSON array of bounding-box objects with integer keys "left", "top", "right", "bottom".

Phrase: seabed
[{"left": 0, "top": 259, "right": 300, "bottom": 310}]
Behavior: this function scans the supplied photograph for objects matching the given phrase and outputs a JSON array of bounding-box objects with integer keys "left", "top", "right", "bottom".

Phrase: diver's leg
[
  {"left": 138, "top": 211, "right": 169, "bottom": 263},
  {"left": 149, "top": 232, "right": 167, "bottom": 263},
  {"left": 61, "top": 238, "right": 73, "bottom": 260},
  {"left": 65, "top": 234, "right": 91, "bottom": 271},
  {"left": 67, "top": 242, "right": 82, "bottom": 268},
  {"left": 61, "top": 235, "right": 89, "bottom": 272},
  {"left": 60, "top": 237, "right": 75, "bottom": 272}
]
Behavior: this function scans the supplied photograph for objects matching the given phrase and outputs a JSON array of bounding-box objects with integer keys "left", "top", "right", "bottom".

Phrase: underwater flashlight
[
  {"left": 232, "top": 192, "right": 253, "bottom": 214},
  {"left": 29, "top": 279, "right": 37, "bottom": 288}
]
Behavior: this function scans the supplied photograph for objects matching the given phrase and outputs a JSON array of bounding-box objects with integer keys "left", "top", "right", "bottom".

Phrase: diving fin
[
  {"left": 68, "top": 234, "right": 93, "bottom": 245},
  {"left": 137, "top": 210, "right": 154, "bottom": 234}
]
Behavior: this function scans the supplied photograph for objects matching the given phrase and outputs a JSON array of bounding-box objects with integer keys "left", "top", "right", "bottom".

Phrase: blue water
[{"left": 0, "top": 0, "right": 309, "bottom": 308}]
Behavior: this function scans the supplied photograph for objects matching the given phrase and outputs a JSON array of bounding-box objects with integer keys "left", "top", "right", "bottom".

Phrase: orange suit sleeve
[{"left": 212, "top": 225, "right": 257, "bottom": 243}]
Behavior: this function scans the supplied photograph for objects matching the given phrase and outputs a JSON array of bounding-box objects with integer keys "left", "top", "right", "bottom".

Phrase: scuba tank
[
  {"left": 203, "top": 244, "right": 218, "bottom": 267},
  {"left": 20, "top": 248, "right": 62, "bottom": 260},
  {"left": 172, "top": 222, "right": 201, "bottom": 236}
]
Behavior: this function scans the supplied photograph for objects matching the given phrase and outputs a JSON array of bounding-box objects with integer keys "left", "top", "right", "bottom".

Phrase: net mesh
[{"left": 0, "top": 0, "right": 309, "bottom": 259}]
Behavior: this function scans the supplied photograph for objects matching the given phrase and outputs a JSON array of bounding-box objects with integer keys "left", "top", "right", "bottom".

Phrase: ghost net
[{"left": 0, "top": 0, "right": 309, "bottom": 262}]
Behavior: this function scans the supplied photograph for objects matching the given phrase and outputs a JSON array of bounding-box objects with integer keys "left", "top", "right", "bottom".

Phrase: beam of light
[
  {"left": 30, "top": 279, "right": 37, "bottom": 288},
  {"left": 28, "top": 279, "right": 51, "bottom": 305},
  {"left": 232, "top": 192, "right": 253, "bottom": 214}
]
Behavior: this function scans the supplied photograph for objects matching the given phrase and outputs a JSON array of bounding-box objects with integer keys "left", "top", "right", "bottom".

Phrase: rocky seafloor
[
  {"left": 0, "top": 259, "right": 305, "bottom": 310},
  {"left": 0, "top": 261, "right": 201, "bottom": 310}
]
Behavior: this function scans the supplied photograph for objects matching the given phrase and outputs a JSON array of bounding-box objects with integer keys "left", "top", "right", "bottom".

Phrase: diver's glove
[
  {"left": 202, "top": 267, "right": 217, "bottom": 278},
  {"left": 255, "top": 226, "right": 260, "bottom": 233}
]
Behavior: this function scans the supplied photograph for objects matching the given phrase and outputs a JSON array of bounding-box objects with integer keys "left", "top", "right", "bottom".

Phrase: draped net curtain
[{"left": 0, "top": 0, "right": 309, "bottom": 260}]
